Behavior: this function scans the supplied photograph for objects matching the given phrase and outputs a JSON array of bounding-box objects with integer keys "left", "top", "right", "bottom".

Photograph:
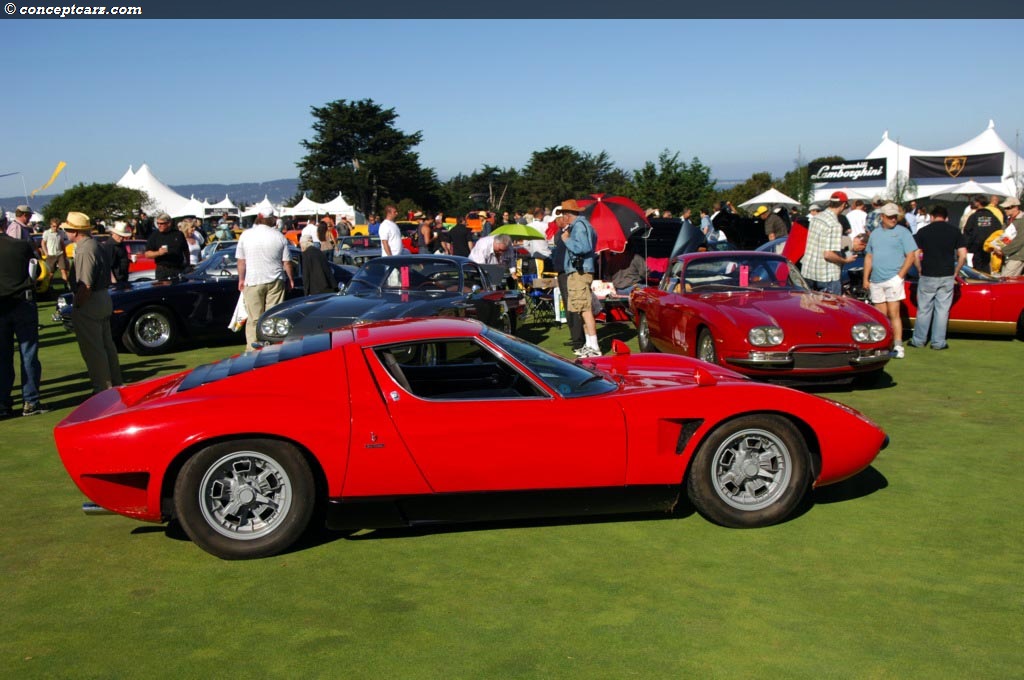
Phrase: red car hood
[{"left": 698, "top": 290, "right": 887, "bottom": 343}]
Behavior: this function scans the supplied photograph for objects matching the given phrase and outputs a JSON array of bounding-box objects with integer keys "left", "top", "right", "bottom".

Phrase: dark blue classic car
[
  {"left": 55, "top": 247, "right": 355, "bottom": 355},
  {"left": 256, "top": 255, "right": 524, "bottom": 342}
]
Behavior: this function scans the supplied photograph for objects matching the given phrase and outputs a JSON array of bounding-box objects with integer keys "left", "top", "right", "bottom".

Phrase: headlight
[
  {"left": 852, "top": 323, "right": 887, "bottom": 343},
  {"left": 259, "top": 317, "right": 291, "bottom": 337},
  {"left": 748, "top": 326, "right": 784, "bottom": 346}
]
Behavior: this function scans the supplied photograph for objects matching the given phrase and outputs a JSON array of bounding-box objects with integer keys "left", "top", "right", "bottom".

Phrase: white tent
[
  {"left": 282, "top": 193, "right": 325, "bottom": 217},
  {"left": 171, "top": 194, "right": 207, "bottom": 219},
  {"left": 117, "top": 163, "right": 189, "bottom": 217},
  {"left": 927, "top": 180, "right": 1008, "bottom": 201},
  {"left": 241, "top": 195, "right": 276, "bottom": 218},
  {"left": 739, "top": 188, "right": 801, "bottom": 210},
  {"left": 209, "top": 194, "right": 238, "bottom": 214},
  {"left": 813, "top": 121, "right": 1024, "bottom": 202},
  {"left": 319, "top": 192, "right": 357, "bottom": 220}
]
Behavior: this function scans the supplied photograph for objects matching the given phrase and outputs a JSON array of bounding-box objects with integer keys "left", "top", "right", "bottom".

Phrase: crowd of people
[{"left": 2, "top": 188, "right": 1022, "bottom": 417}]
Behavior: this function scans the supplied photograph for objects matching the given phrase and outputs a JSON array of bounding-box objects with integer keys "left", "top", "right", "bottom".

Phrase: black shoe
[
  {"left": 22, "top": 402, "right": 49, "bottom": 417},
  {"left": 906, "top": 340, "right": 925, "bottom": 348},
  {"left": 931, "top": 344, "right": 949, "bottom": 351}
]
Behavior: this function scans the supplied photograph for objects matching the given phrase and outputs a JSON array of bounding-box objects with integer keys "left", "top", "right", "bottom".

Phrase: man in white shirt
[
  {"left": 847, "top": 199, "right": 868, "bottom": 240},
  {"left": 236, "top": 208, "right": 295, "bottom": 348},
  {"left": 300, "top": 219, "right": 321, "bottom": 247},
  {"left": 469, "top": 234, "right": 513, "bottom": 266},
  {"left": 378, "top": 205, "right": 403, "bottom": 256}
]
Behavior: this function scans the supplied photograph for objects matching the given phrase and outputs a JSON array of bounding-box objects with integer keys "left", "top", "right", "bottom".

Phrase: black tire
[
  {"left": 174, "top": 439, "right": 316, "bottom": 560},
  {"left": 696, "top": 327, "right": 717, "bottom": 364},
  {"left": 1016, "top": 310, "right": 1024, "bottom": 341},
  {"left": 126, "top": 306, "right": 177, "bottom": 355},
  {"left": 686, "top": 415, "right": 809, "bottom": 528},
  {"left": 637, "top": 313, "right": 658, "bottom": 353}
]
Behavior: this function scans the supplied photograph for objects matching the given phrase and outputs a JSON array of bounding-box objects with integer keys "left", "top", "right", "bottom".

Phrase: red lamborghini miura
[{"left": 54, "top": 318, "right": 888, "bottom": 560}]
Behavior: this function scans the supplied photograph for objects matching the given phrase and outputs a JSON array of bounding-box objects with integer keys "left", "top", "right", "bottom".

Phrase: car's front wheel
[
  {"left": 174, "top": 439, "right": 316, "bottom": 560},
  {"left": 124, "top": 306, "right": 177, "bottom": 355},
  {"left": 696, "top": 327, "right": 717, "bottom": 364},
  {"left": 686, "top": 415, "right": 809, "bottom": 528},
  {"left": 637, "top": 313, "right": 658, "bottom": 353}
]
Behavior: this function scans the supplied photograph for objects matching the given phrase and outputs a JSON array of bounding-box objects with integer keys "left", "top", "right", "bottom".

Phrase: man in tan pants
[
  {"left": 63, "top": 212, "right": 123, "bottom": 393},
  {"left": 236, "top": 209, "right": 294, "bottom": 348}
]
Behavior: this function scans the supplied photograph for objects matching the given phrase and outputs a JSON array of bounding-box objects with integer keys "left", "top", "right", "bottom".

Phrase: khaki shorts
[
  {"left": 869, "top": 275, "right": 905, "bottom": 304},
  {"left": 567, "top": 272, "right": 594, "bottom": 313}
]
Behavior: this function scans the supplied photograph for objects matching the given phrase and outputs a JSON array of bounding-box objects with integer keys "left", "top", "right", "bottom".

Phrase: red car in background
[
  {"left": 903, "top": 267, "right": 1024, "bottom": 339},
  {"left": 54, "top": 318, "right": 887, "bottom": 560},
  {"left": 630, "top": 251, "right": 893, "bottom": 383}
]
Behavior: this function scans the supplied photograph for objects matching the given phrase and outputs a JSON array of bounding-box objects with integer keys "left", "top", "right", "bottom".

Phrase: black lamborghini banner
[
  {"left": 808, "top": 158, "right": 886, "bottom": 183},
  {"left": 909, "top": 152, "right": 1004, "bottom": 179}
]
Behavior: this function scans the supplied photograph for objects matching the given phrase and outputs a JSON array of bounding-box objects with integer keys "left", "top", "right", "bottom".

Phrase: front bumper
[{"left": 727, "top": 346, "right": 891, "bottom": 372}]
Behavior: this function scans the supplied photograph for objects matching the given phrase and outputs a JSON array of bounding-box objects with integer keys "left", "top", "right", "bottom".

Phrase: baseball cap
[
  {"left": 830, "top": 191, "right": 849, "bottom": 203},
  {"left": 753, "top": 205, "right": 768, "bottom": 217}
]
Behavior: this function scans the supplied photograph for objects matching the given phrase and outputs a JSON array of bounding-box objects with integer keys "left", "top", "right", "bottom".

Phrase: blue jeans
[
  {"left": 805, "top": 278, "right": 841, "bottom": 295},
  {"left": 912, "top": 276, "right": 955, "bottom": 348},
  {"left": 0, "top": 297, "right": 42, "bottom": 409}
]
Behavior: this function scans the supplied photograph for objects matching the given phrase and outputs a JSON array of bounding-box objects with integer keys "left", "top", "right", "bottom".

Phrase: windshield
[
  {"left": 683, "top": 255, "right": 808, "bottom": 292},
  {"left": 483, "top": 327, "right": 617, "bottom": 397},
  {"left": 338, "top": 236, "right": 381, "bottom": 250},
  {"left": 348, "top": 259, "right": 464, "bottom": 294},
  {"left": 192, "top": 249, "right": 240, "bottom": 277}
]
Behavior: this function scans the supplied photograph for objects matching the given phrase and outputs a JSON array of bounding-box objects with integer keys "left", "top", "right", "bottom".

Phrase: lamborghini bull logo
[{"left": 945, "top": 156, "right": 967, "bottom": 178}]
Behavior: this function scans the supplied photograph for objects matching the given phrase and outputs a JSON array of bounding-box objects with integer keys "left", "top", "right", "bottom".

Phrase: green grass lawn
[{"left": 2, "top": 300, "right": 1021, "bottom": 678}]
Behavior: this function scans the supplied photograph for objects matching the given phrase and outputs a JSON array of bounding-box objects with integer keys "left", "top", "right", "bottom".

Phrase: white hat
[{"left": 110, "top": 221, "right": 133, "bottom": 238}]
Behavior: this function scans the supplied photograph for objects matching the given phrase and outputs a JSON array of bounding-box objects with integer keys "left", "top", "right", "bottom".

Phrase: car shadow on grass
[
  {"left": 37, "top": 358, "right": 188, "bottom": 411},
  {"left": 810, "top": 465, "right": 888, "bottom": 505}
]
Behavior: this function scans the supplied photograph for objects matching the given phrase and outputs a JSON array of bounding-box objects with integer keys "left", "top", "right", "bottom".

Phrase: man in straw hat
[
  {"left": 62, "top": 212, "right": 123, "bottom": 393},
  {"left": 0, "top": 216, "right": 45, "bottom": 417},
  {"left": 559, "top": 199, "right": 601, "bottom": 358}
]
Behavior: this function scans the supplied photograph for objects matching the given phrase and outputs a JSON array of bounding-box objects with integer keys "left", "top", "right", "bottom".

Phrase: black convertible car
[
  {"left": 256, "top": 255, "right": 524, "bottom": 342},
  {"left": 55, "top": 247, "right": 355, "bottom": 355}
]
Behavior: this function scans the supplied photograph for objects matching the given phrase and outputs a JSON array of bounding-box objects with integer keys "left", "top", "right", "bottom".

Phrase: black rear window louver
[{"left": 178, "top": 333, "right": 333, "bottom": 393}]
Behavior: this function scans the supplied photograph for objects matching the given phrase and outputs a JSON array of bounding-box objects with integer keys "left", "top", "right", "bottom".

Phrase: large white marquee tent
[{"left": 812, "top": 121, "right": 1024, "bottom": 203}]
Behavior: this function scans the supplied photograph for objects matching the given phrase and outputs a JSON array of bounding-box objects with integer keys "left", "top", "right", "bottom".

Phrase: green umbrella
[{"left": 490, "top": 224, "right": 546, "bottom": 240}]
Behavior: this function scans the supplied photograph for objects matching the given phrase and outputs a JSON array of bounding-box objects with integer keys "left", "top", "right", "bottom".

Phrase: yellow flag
[{"left": 30, "top": 161, "right": 67, "bottom": 198}]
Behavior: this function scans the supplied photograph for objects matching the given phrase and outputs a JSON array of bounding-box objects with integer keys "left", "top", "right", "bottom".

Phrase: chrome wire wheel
[
  {"left": 198, "top": 450, "right": 294, "bottom": 541},
  {"left": 710, "top": 428, "right": 792, "bottom": 512},
  {"left": 133, "top": 309, "right": 173, "bottom": 350},
  {"left": 696, "top": 328, "right": 717, "bottom": 364},
  {"left": 637, "top": 314, "right": 654, "bottom": 352}
]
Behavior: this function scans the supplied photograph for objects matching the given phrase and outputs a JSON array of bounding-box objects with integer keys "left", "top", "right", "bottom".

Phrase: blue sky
[{"left": 4, "top": 19, "right": 1024, "bottom": 195}]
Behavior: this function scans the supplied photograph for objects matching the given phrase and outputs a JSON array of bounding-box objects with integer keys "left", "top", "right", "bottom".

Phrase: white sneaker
[
  {"left": 579, "top": 347, "right": 602, "bottom": 358},
  {"left": 893, "top": 345, "right": 905, "bottom": 359}
]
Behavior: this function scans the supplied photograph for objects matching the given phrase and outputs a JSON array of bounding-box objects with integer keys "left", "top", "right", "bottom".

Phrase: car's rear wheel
[
  {"left": 696, "top": 327, "right": 717, "bottom": 364},
  {"left": 686, "top": 415, "right": 809, "bottom": 528},
  {"left": 174, "top": 439, "right": 315, "bottom": 560},
  {"left": 125, "top": 306, "right": 177, "bottom": 355},
  {"left": 637, "top": 313, "right": 658, "bottom": 352}
]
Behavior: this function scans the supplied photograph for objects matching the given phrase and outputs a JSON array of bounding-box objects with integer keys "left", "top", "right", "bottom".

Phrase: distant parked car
[
  {"left": 54, "top": 246, "right": 355, "bottom": 355},
  {"left": 256, "top": 254, "right": 523, "bottom": 343},
  {"left": 629, "top": 251, "right": 892, "bottom": 384},
  {"left": 903, "top": 266, "right": 1024, "bottom": 339}
]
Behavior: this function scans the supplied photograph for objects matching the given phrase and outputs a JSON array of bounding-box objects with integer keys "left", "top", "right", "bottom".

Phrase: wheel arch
[
  {"left": 159, "top": 433, "right": 329, "bottom": 521},
  {"left": 681, "top": 410, "right": 822, "bottom": 486}
]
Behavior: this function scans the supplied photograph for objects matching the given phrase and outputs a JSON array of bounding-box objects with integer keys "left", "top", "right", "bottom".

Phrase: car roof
[{"left": 331, "top": 317, "right": 486, "bottom": 348}]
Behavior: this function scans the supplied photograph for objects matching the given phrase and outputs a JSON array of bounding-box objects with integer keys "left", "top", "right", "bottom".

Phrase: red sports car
[
  {"left": 903, "top": 267, "right": 1024, "bottom": 338},
  {"left": 54, "top": 318, "right": 888, "bottom": 560},
  {"left": 630, "top": 252, "right": 893, "bottom": 382}
]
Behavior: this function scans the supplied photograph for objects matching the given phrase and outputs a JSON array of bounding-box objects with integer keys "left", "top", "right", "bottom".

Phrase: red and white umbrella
[{"left": 575, "top": 194, "right": 650, "bottom": 253}]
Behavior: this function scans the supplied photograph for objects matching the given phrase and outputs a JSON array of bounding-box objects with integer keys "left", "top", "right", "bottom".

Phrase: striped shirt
[{"left": 802, "top": 209, "right": 843, "bottom": 282}]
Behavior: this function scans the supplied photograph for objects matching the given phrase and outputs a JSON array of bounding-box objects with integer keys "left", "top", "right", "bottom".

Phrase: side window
[
  {"left": 376, "top": 340, "right": 545, "bottom": 400},
  {"left": 463, "top": 265, "right": 485, "bottom": 292},
  {"left": 662, "top": 261, "right": 683, "bottom": 293}
]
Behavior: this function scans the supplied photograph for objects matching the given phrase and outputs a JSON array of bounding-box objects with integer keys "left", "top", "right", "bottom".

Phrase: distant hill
[{"left": 2, "top": 178, "right": 300, "bottom": 213}]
